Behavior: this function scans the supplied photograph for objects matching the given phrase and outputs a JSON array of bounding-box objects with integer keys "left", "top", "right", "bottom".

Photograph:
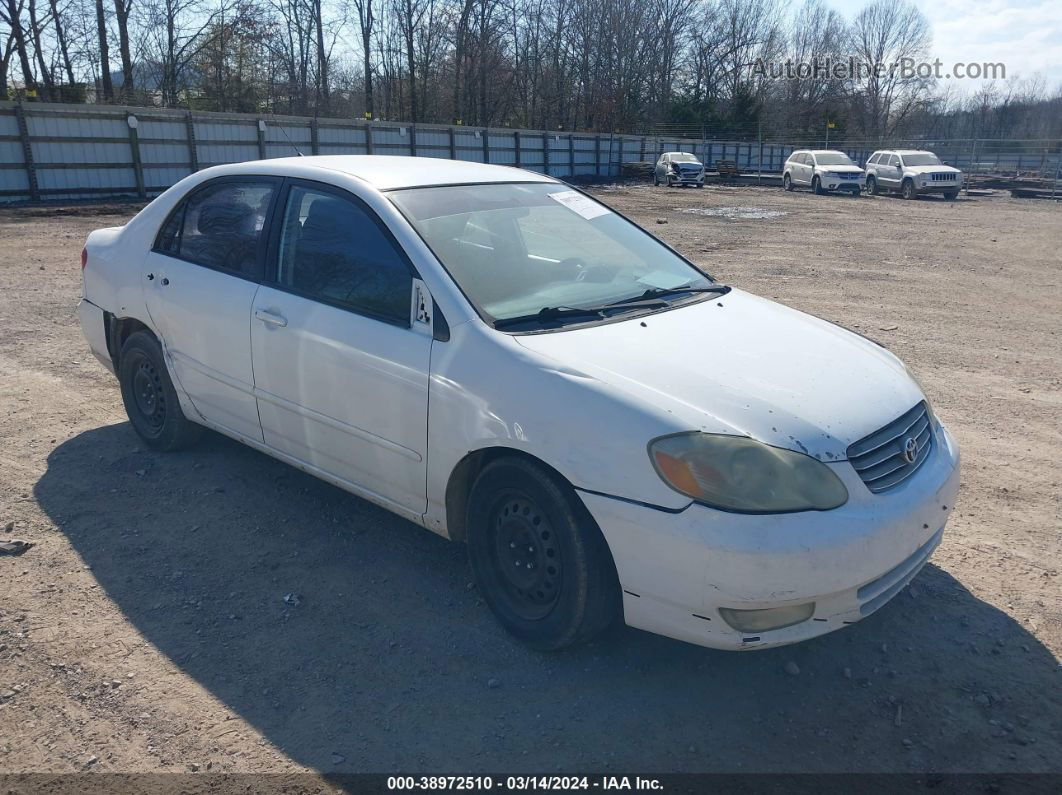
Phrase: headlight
[{"left": 648, "top": 432, "right": 848, "bottom": 513}]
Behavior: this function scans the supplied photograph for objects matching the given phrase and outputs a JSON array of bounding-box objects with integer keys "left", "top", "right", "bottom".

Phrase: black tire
[
  {"left": 653, "top": 175, "right": 659, "bottom": 186},
  {"left": 466, "top": 457, "right": 620, "bottom": 651},
  {"left": 901, "top": 179, "right": 916, "bottom": 200},
  {"left": 812, "top": 176, "right": 823, "bottom": 195},
  {"left": 866, "top": 175, "right": 878, "bottom": 195},
  {"left": 783, "top": 173, "right": 793, "bottom": 191},
  {"left": 695, "top": 183, "right": 704, "bottom": 189},
  {"left": 118, "top": 330, "right": 203, "bottom": 451},
  {"left": 943, "top": 190, "right": 959, "bottom": 200}
]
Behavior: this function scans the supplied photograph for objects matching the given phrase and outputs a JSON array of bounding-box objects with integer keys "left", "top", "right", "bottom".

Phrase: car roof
[
  {"left": 874, "top": 149, "right": 934, "bottom": 155},
  {"left": 211, "top": 155, "right": 557, "bottom": 191},
  {"left": 807, "top": 150, "right": 849, "bottom": 155},
  {"left": 664, "top": 151, "right": 696, "bottom": 156}
]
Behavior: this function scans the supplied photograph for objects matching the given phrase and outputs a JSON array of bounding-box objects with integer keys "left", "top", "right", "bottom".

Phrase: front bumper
[
  {"left": 579, "top": 423, "right": 960, "bottom": 650},
  {"left": 824, "top": 178, "right": 863, "bottom": 192}
]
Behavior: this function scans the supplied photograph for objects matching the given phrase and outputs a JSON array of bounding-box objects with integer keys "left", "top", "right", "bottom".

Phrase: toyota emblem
[{"left": 901, "top": 437, "right": 918, "bottom": 464}]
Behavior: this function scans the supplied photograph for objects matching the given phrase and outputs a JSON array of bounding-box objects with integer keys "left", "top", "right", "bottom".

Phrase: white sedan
[{"left": 77, "top": 156, "right": 960, "bottom": 651}]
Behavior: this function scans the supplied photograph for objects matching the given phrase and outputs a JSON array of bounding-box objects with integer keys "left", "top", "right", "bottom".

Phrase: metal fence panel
[{"left": 1, "top": 102, "right": 1058, "bottom": 202}]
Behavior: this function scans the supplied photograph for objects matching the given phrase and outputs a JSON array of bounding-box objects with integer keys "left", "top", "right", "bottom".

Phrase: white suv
[
  {"left": 865, "top": 150, "right": 962, "bottom": 200},
  {"left": 653, "top": 152, "right": 705, "bottom": 187},
  {"left": 782, "top": 150, "right": 864, "bottom": 196}
]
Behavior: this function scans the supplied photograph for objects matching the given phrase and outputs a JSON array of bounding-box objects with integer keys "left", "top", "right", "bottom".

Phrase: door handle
[{"left": 255, "top": 308, "right": 287, "bottom": 328}]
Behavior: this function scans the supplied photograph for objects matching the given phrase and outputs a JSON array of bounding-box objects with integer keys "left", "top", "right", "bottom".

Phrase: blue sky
[{"left": 824, "top": 0, "right": 1062, "bottom": 90}]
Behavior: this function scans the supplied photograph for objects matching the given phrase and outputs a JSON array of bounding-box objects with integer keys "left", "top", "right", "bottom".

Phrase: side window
[
  {"left": 276, "top": 185, "right": 412, "bottom": 324},
  {"left": 886, "top": 154, "right": 898, "bottom": 167},
  {"left": 176, "top": 180, "right": 276, "bottom": 276},
  {"left": 867, "top": 153, "right": 880, "bottom": 165},
  {"left": 154, "top": 202, "right": 184, "bottom": 254}
]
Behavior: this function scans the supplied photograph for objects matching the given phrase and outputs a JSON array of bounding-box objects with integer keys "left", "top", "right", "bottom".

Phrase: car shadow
[{"left": 35, "top": 423, "right": 1061, "bottom": 774}]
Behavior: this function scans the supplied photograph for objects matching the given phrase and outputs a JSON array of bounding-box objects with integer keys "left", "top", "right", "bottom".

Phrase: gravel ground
[{"left": 0, "top": 184, "right": 1059, "bottom": 780}]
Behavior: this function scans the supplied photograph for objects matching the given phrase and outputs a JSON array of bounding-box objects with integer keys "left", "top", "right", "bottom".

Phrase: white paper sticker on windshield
[{"left": 548, "top": 190, "right": 611, "bottom": 220}]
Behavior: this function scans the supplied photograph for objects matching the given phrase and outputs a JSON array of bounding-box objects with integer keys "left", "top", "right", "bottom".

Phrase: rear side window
[
  {"left": 155, "top": 179, "right": 276, "bottom": 277},
  {"left": 868, "top": 153, "right": 880, "bottom": 165},
  {"left": 274, "top": 185, "right": 413, "bottom": 325}
]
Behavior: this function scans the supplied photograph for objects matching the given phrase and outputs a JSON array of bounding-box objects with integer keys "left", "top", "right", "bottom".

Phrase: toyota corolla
[{"left": 76, "top": 156, "right": 960, "bottom": 651}]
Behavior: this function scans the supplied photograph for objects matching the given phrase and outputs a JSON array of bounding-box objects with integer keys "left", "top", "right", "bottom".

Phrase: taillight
[{"left": 81, "top": 247, "right": 87, "bottom": 269}]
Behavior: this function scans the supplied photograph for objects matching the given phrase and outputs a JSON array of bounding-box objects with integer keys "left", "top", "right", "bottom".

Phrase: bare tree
[{"left": 846, "top": 0, "right": 931, "bottom": 140}]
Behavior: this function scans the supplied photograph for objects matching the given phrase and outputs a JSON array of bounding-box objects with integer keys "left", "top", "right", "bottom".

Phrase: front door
[
  {"left": 881, "top": 154, "right": 903, "bottom": 187},
  {"left": 143, "top": 177, "right": 279, "bottom": 442},
  {"left": 250, "top": 180, "right": 432, "bottom": 514}
]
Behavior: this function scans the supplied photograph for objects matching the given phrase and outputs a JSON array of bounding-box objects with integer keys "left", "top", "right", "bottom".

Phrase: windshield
[
  {"left": 669, "top": 153, "right": 699, "bottom": 163},
  {"left": 389, "top": 182, "right": 715, "bottom": 327},
  {"left": 814, "top": 152, "right": 855, "bottom": 166},
  {"left": 901, "top": 153, "right": 942, "bottom": 166}
]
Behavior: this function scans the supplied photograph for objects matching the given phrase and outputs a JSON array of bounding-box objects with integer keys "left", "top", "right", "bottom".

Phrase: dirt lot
[{"left": 0, "top": 184, "right": 1059, "bottom": 782}]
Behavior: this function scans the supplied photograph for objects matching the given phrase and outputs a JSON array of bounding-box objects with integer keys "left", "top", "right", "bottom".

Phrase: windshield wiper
[
  {"left": 618, "top": 283, "right": 731, "bottom": 304},
  {"left": 492, "top": 300, "right": 669, "bottom": 330}
]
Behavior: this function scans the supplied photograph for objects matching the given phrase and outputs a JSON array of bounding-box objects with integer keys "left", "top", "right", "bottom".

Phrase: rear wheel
[
  {"left": 866, "top": 175, "right": 878, "bottom": 195},
  {"left": 118, "top": 331, "right": 202, "bottom": 451},
  {"left": 901, "top": 179, "right": 917, "bottom": 200},
  {"left": 466, "top": 457, "right": 620, "bottom": 651}
]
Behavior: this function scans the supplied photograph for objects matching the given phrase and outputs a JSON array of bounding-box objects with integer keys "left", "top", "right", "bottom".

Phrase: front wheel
[
  {"left": 783, "top": 173, "right": 793, "bottom": 191},
  {"left": 943, "top": 189, "right": 959, "bottom": 200},
  {"left": 812, "top": 176, "right": 823, "bottom": 195},
  {"left": 902, "top": 179, "right": 917, "bottom": 200},
  {"left": 466, "top": 457, "right": 620, "bottom": 651},
  {"left": 119, "top": 330, "right": 203, "bottom": 451},
  {"left": 866, "top": 175, "right": 879, "bottom": 195}
]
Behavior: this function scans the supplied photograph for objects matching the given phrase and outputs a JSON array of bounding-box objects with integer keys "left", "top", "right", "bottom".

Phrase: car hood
[
  {"left": 817, "top": 164, "right": 864, "bottom": 174},
  {"left": 906, "top": 164, "right": 961, "bottom": 175},
  {"left": 514, "top": 289, "right": 924, "bottom": 461}
]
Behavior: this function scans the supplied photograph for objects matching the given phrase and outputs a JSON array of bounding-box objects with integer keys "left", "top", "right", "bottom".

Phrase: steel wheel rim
[
  {"left": 488, "top": 491, "right": 561, "bottom": 620},
  {"left": 130, "top": 353, "right": 166, "bottom": 433}
]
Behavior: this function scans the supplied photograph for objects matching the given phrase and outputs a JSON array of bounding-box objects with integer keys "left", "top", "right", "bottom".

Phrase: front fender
[{"left": 424, "top": 321, "right": 692, "bottom": 536}]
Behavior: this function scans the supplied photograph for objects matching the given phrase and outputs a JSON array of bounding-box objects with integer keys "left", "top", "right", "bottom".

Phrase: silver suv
[
  {"left": 782, "top": 150, "right": 864, "bottom": 196},
  {"left": 865, "top": 150, "right": 962, "bottom": 200}
]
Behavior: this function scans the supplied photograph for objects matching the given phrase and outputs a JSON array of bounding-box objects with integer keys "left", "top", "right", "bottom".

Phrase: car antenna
[{"left": 267, "top": 116, "right": 305, "bottom": 157}]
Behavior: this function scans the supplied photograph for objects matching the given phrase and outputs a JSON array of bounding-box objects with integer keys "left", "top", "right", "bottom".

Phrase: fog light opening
[{"left": 718, "top": 602, "right": 816, "bottom": 633}]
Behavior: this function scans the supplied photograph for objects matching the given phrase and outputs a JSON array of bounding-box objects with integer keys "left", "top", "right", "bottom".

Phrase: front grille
[
  {"left": 839, "top": 172, "right": 859, "bottom": 179},
  {"left": 847, "top": 402, "right": 933, "bottom": 493},
  {"left": 930, "top": 172, "right": 955, "bottom": 181}
]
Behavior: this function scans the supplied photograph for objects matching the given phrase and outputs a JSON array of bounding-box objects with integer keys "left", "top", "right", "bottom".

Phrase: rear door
[
  {"left": 249, "top": 179, "right": 432, "bottom": 514},
  {"left": 144, "top": 177, "right": 279, "bottom": 441}
]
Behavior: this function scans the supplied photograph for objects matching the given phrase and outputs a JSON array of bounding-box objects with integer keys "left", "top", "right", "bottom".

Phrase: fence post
[
  {"left": 14, "top": 103, "right": 39, "bottom": 202},
  {"left": 481, "top": 127, "right": 490, "bottom": 163},
  {"left": 568, "top": 134, "right": 575, "bottom": 177},
  {"left": 256, "top": 119, "right": 267, "bottom": 159},
  {"left": 639, "top": 137, "right": 645, "bottom": 161},
  {"left": 410, "top": 124, "right": 417, "bottom": 156},
  {"left": 127, "top": 114, "right": 146, "bottom": 200},
  {"left": 449, "top": 127, "right": 457, "bottom": 160},
  {"left": 542, "top": 131, "right": 550, "bottom": 175},
  {"left": 365, "top": 122, "right": 374, "bottom": 154},
  {"left": 310, "top": 120, "right": 319, "bottom": 155},
  {"left": 595, "top": 135, "right": 601, "bottom": 176},
  {"left": 514, "top": 131, "right": 522, "bottom": 169},
  {"left": 185, "top": 112, "right": 198, "bottom": 172}
]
